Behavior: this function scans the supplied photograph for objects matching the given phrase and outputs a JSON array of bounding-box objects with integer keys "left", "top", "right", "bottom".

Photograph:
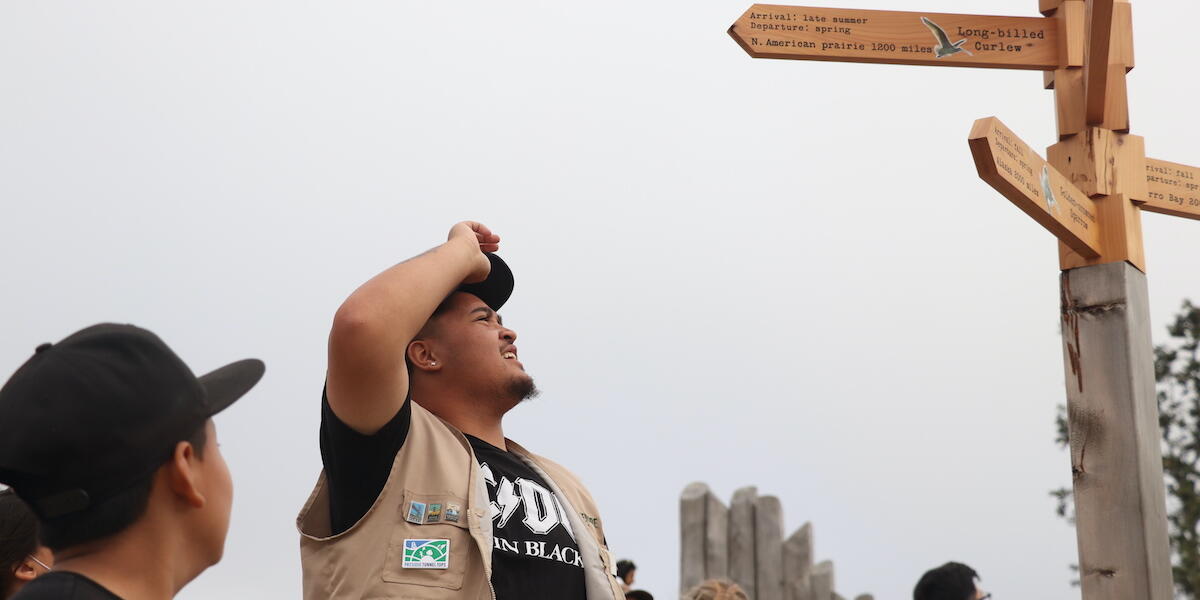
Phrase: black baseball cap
[
  {"left": 0, "top": 324, "right": 264, "bottom": 519},
  {"left": 457, "top": 252, "right": 514, "bottom": 311}
]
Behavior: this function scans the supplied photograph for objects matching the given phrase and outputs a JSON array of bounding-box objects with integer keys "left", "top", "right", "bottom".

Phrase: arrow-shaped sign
[
  {"left": 729, "top": 5, "right": 1061, "bottom": 70},
  {"left": 1142, "top": 158, "right": 1200, "bottom": 221},
  {"left": 969, "top": 117, "right": 1101, "bottom": 257}
]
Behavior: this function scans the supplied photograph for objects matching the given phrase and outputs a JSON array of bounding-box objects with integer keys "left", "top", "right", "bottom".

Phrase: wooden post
[
  {"left": 810, "top": 560, "right": 835, "bottom": 600},
  {"left": 1060, "top": 262, "right": 1172, "bottom": 599},
  {"left": 755, "top": 496, "right": 785, "bottom": 600},
  {"left": 726, "top": 2, "right": 1196, "bottom": 597},
  {"left": 729, "top": 486, "right": 758, "bottom": 598},
  {"left": 783, "top": 523, "right": 814, "bottom": 600},
  {"left": 706, "top": 488, "right": 730, "bottom": 581},
  {"left": 680, "top": 482, "right": 730, "bottom": 594}
]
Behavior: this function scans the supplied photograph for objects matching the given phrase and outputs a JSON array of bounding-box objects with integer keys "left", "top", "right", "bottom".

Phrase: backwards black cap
[
  {"left": 0, "top": 324, "right": 264, "bottom": 519},
  {"left": 456, "top": 252, "right": 514, "bottom": 311}
]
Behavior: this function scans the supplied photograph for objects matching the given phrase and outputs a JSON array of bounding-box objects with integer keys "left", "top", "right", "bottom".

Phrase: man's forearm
[
  {"left": 332, "top": 236, "right": 477, "bottom": 349},
  {"left": 326, "top": 221, "right": 498, "bottom": 434}
]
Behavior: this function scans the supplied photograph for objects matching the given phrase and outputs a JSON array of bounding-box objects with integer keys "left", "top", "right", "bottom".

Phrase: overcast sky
[{"left": 2, "top": 1, "right": 1198, "bottom": 598}]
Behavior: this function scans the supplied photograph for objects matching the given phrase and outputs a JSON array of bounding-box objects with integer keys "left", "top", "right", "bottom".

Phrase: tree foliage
[{"left": 1053, "top": 300, "right": 1200, "bottom": 596}]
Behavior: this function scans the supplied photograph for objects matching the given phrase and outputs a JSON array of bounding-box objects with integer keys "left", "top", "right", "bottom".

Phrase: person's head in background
[
  {"left": 0, "top": 489, "right": 52, "bottom": 598},
  {"left": 0, "top": 324, "right": 264, "bottom": 599},
  {"left": 914, "top": 562, "right": 989, "bottom": 600},
  {"left": 683, "top": 579, "right": 749, "bottom": 600},
  {"left": 625, "top": 590, "right": 653, "bottom": 600},
  {"left": 616, "top": 559, "right": 637, "bottom": 589}
]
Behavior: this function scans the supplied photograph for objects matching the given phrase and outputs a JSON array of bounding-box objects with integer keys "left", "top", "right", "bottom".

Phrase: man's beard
[{"left": 505, "top": 373, "right": 539, "bottom": 404}]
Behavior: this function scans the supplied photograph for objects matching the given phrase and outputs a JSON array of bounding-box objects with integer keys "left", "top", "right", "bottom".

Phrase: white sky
[{"left": 2, "top": 1, "right": 1197, "bottom": 599}]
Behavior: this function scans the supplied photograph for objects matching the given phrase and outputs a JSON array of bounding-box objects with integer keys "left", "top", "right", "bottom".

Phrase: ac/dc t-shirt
[
  {"left": 320, "top": 392, "right": 586, "bottom": 600},
  {"left": 12, "top": 572, "right": 123, "bottom": 600},
  {"left": 465, "top": 434, "right": 587, "bottom": 600}
]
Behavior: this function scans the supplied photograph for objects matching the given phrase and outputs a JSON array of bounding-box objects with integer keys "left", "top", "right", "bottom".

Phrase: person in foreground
[
  {"left": 913, "top": 562, "right": 990, "bottom": 600},
  {"left": 0, "top": 490, "right": 53, "bottom": 598},
  {"left": 297, "top": 221, "right": 624, "bottom": 599},
  {"left": 0, "top": 324, "right": 265, "bottom": 600}
]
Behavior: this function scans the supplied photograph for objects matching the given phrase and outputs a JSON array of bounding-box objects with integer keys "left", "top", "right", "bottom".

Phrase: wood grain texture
[
  {"left": 783, "top": 523, "right": 814, "bottom": 600},
  {"left": 968, "top": 117, "right": 1101, "bottom": 257},
  {"left": 1141, "top": 158, "right": 1200, "bottom": 220},
  {"left": 1059, "top": 263, "right": 1172, "bottom": 600},
  {"left": 681, "top": 482, "right": 710, "bottom": 593},
  {"left": 1082, "top": 0, "right": 1130, "bottom": 129},
  {"left": 1040, "top": 0, "right": 1066, "bottom": 16},
  {"left": 810, "top": 560, "right": 835, "bottom": 600},
  {"left": 705, "top": 489, "right": 730, "bottom": 580},
  {"left": 1058, "top": 1, "right": 1085, "bottom": 67},
  {"left": 1051, "top": 66, "right": 1086, "bottom": 137},
  {"left": 728, "top": 486, "right": 758, "bottom": 599},
  {"left": 729, "top": 5, "right": 1060, "bottom": 70},
  {"left": 755, "top": 496, "right": 785, "bottom": 600},
  {"left": 1049, "top": 128, "right": 1147, "bottom": 271}
]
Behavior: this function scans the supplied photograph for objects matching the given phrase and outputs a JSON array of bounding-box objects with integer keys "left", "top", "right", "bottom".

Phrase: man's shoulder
[{"left": 13, "top": 572, "right": 122, "bottom": 600}]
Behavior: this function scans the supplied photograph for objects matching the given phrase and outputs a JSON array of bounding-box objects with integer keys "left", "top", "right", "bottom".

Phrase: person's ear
[
  {"left": 407, "top": 340, "right": 442, "bottom": 372},
  {"left": 166, "top": 440, "right": 206, "bottom": 509},
  {"left": 13, "top": 557, "right": 39, "bottom": 582}
]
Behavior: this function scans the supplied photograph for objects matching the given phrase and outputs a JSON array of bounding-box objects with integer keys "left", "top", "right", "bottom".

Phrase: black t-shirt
[
  {"left": 467, "top": 434, "right": 587, "bottom": 600},
  {"left": 12, "top": 572, "right": 123, "bottom": 600},
  {"left": 320, "top": 392, "right": 586, "bottom": 600}
]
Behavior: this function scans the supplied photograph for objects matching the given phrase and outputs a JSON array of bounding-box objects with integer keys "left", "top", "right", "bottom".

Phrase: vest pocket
[{"left": 381, "top": 491, "right": 472, "bottom": 590}]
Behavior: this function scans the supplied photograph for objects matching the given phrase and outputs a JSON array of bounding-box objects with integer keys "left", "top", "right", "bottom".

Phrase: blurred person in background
[
  {"left": 616, "top": 559, "right": 637, "bottom": 592},
  {"left": 913, "top": 562, "right": 989, "bottom": 600},
  {"left": 682, "top": 579, "right": 748, "bottom": 600},
  {"left": 0, "top": 489, "right": 52, "bottom": 598}
]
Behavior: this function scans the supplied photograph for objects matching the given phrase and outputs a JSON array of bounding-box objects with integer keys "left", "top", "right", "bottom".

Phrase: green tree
[{"left": 1053, "top": 300, "right": 1200, "bottom": 596}]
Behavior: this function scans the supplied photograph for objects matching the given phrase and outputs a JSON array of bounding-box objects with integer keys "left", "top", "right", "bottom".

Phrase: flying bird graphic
[
  {"left": 1041, "top": 165, "right": 1058, "bottom": 214},
  {"left": 920, "top": 17, "right": 973, "bottom": 58}
]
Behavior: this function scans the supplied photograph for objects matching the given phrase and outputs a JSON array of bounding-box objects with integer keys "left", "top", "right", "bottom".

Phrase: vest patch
[
  {"left": 425, "top": 503, "right": 443, "bottom": 523},
  {"left": 402, "top": 539, "right": 450, "bottom": 569},
  {"left": 405, "top": 501, "right": 427, "bottom": 524}
]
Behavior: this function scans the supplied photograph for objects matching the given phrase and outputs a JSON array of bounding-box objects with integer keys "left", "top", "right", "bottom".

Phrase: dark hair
[
  {"left": 405, "top": 293, "right": 460, "bottom": 376},
  {"left": 626, "top": 591, "right": 654, "bottom": 600},
  {"left": 913, "top": 562, "right": 979, "bottom": 600},
  {"left": 0, "top": 489, "right": 39, "bottom": 596},
  {"left": 616, "top": 558, "right": 637, "bottom": 579},
  {"left": 39, "top": 424, "right": 208, "bottom": 552}
]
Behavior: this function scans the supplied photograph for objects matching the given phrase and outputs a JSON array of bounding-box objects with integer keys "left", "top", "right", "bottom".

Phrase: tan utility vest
[{"left": 297, "top": 401, "right": 625, "bottom": 600}]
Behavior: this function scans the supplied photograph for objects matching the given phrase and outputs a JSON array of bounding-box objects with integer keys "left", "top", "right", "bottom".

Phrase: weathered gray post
[
  {"left": 680, "top": 482, "right": 730, "bottom": 593},
  {"left": 783, "top": 522, "right": 813, "bottom": 600},
  {"left": 681, "top": 482, "right": 709, "bottom": 593},
  {"left": 754, "top": 495, "right": 784, "bottom": 600},
  {"left": 810, "top": 560, "right": 834, "bottom": 600},
  {"left": 728, "top": 486, "right": 758, "bottom": 598},
  {"left": 1060, "top": 262, "right": 1172, "bottom": 599},
  {"left": 705, "top": 488, "right": 729, "bottom": 581}
]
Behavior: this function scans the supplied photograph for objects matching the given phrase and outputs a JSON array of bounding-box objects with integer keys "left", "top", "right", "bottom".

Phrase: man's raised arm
[{"left": 326, "top": 221, "right": 499, "bottom": 434}]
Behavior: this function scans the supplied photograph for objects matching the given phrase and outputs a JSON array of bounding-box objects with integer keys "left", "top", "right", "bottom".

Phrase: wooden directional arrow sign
[
  {"left": 1142, "top": 158, "right": 1200, "bottom": 220},
  {"left": 968, "top": 117, "right": 1101, "bottom": 257},
  {"left": 729, "top": 5, "right": 1061, "bottom": 70}
]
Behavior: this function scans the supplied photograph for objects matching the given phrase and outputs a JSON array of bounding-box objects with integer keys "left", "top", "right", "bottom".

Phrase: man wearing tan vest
[{"left": 298, "top": 221, "right": 625, "bottom": 599}]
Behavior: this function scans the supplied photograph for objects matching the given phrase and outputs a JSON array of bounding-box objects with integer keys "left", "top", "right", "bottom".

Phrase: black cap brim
[
  {"left": 456, "top": 252, "right": 514, "bottom": 312},
  {"left": 197, "top": 358, "right": 265, "bottom": 416}
]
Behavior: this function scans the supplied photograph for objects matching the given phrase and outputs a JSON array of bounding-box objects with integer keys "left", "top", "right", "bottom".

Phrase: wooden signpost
[
  {"left": 728, "top": 1, "right": 1198, "bottom": 599},
  {"left": 730, "top": 5, "right": 1061, "bottom": 69}
]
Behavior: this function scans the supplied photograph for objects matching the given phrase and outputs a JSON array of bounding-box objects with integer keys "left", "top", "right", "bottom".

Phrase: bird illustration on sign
[
  {"left": 920, "top": 17, "right": 973, "bottom": 58},
  {"left": 1040, "top": 165, "right": 1059, "bottom": 214}
]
